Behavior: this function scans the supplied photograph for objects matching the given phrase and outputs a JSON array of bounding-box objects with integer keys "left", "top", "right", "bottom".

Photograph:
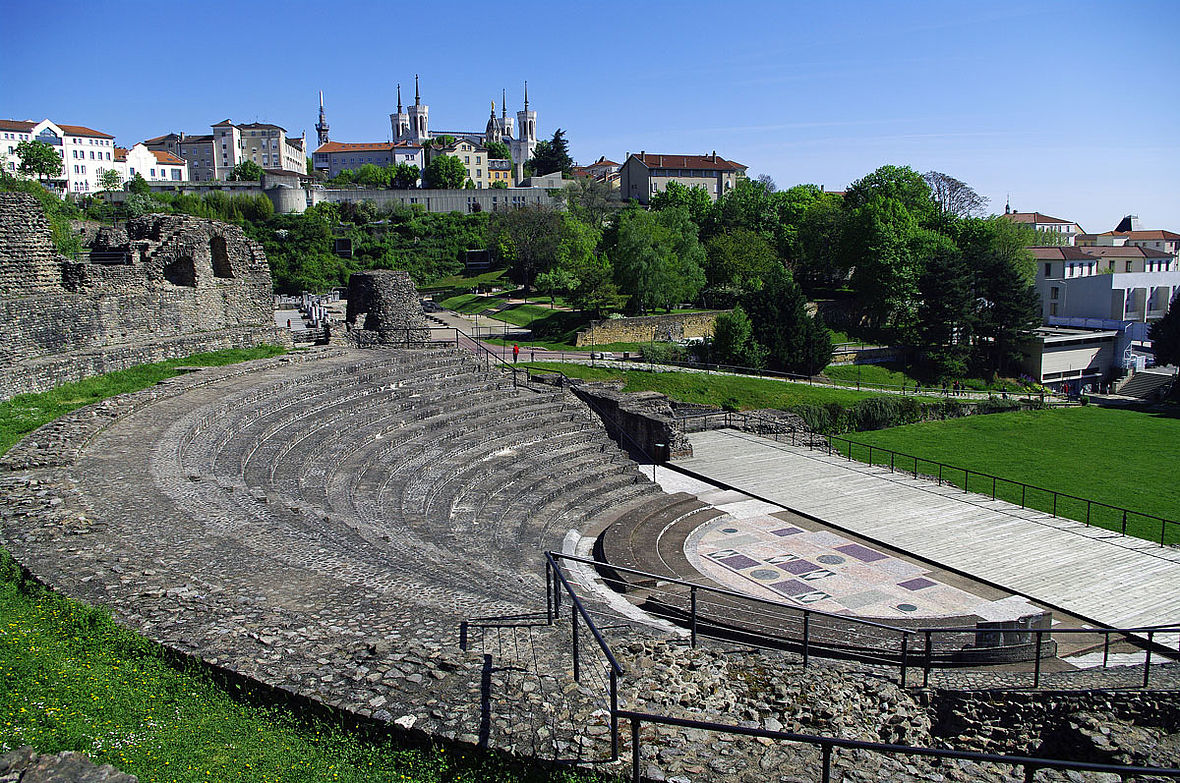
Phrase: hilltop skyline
[{"left": 3, "top": 0, "right": 1177, "bottom": 232}]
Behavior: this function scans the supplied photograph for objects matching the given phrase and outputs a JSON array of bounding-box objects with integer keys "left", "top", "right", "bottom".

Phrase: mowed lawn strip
[
  {"left": 523, "top": 361, "right": 883, "bottom": 408},
  {"left": 0, "top": 348, "right": 588, "bottom": 783},
  {"left": 841, "top": 406, "right": 1180, "bottom": 542}
]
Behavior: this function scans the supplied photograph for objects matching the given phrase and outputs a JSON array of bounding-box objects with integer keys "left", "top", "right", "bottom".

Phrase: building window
[
  {"left": 1126, "top": 261, "right": 1133, "bottom": 272},
  {"left": 1049, "top": 303, "right": 1058, "bottom": 316},
  {"left": 1044, "top": 263, "right": 1051, "bottom": 278},
  {"left": 1051, "top": 287, "right": 1059, "bottom": 301}
]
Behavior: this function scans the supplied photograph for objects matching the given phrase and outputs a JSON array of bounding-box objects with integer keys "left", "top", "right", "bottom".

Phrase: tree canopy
[
  {"left": 610, "top": 206, "right": 706, "bottom": 314},
  {"left": 15, "top": 140, "right": 62, "bottom": 181},
  {"left": 1149, "top": 301, "right": 1180, "bottom": 368},
  {"left": 422, "top": 154, "right": 467, "bottom": 189},
  {"left": 229, "top": 160, "right": 264, "bottom": 181},
  {"left": 526, "top": 128, "right": 573, "bottom": 176},
  {"left": 488, "top": 204, "right": 564, "bottom": 292}
]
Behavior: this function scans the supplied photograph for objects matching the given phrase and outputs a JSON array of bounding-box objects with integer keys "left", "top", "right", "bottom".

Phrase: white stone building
[
  {"left": 1000, "top": 207, "right": 1084, "bottom": 245},
  {"left": 114, "top": 144, "right": 189, "bottom": 183},
  {"left": 0, "top": 118, "right": 118, "bottom": 195}
]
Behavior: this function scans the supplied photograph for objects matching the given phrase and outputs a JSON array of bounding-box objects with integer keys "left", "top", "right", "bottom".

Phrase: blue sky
[{"left": 3, "top": 0, "right": 1177, "bottom": 232}]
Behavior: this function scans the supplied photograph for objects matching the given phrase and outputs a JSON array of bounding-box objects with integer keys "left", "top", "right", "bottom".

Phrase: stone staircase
[{"left": 1115, "top": 368, "right": 1177, "bottom": 399}]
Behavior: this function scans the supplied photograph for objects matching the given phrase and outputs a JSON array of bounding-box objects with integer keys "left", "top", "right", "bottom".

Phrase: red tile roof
[
  {"left": 1074, "top": 245, "right": 1175, "bottom": 260},
  {"left": 1099, "top": 229, "right": 1180, "bottom": 241},
  {"left": 1002, "top": 211, "right": 1075, "bottom": 225},
  {"left": 314, "top": 141, "right": 421, "bottom": 154},
  {"left": 0, "top": 119, "right": 113, "bottom": 138},
  {"left": 1029, "top": 246, "right": 1099, "bottom": 261},
  {"left": 151, "top": 150, "right": 186, "bottom": 165},
  {"left": 630, "top": 152, "right": 746, "bottom": 172},
  {"left": 113, "top": 147, "right": 128, "bottom": 162}
]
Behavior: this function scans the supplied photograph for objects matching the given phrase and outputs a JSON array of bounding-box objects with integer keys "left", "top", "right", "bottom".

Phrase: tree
[
  {"left": 354, "top": 163, "right": 387, "bottom": 188},
  {"left": 756, "top": 174, "right": 777, "bottom": 193},
  {"left": 526, "top": 128, "right": 573, "bottom": 176},
  {"left": 98, "top": 168, "right": 122, "bottom": 193},
  {"left": 564, "top": 176, "right": 621, "bottom": 227},
  {"left": 229, "top": 160, "right": 264, "bottom": 181},
  {"left": 490, "top": 180, "right": 508, "bottom": 189},
  {"left": 711, "top": 305, "right": 765, "bottom": 368},
  {"left": 14, "top": 140, "right": 62, "bottom": 181},
  {"left": 649, "top": 180, "right": 713, "bottom": 225},
  {"left": 794, "top": 194, "right": 848, "bottom": 290},
  {"left": 566, "top": 253, "right": 626, "bottom": 316},
  {"left": 488, "top": 204, "right": 564, "bottom": 292},
  {"left": 844, "top": 165, "right": 936, "bottom": 226},
  {"left": 916, "top": 248, "right": 975, "bottom": 378},
  {"left": 923, "top": 171, "right": 987, "bottom": 224},
  {"left": 306, "top": 156, "right": 315, "bottom": 176},
  {"left": 742, "top": 262, "right": 832, "bottom": 374},
  {"left": 391, "top": 162, "right": 419, "bottom": 189},
  {"left": 127, "top": 172, "right": 151, "bottom": 196},
  {"left": 702, "top": 228, "right": 778, "bottom": 307},
  {"left": 484, "top": 141, "right": 512, "bottom": 161},
  {"left": 1149, "top": 301, "right": 1180, "bottom": 367},
  {"left": 972, "top": 252, "right": 1042, "bottom": 376},
  {"left": 611, "top": 207, "right": 706, "bottom": 314},
  {"left": 422, "top": 154, "right": 467, "bottom": 189}
]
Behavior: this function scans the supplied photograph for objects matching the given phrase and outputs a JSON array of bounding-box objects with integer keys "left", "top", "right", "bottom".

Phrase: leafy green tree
[
  {"left": 490, "top": 180, "right": 508, "bottom": 189},
  {"left": 611, "top": 207, "right": 707, "bottom": 313},
  {"left": 743, "top": 262, "right": 832, "bottom": 375},
  {"left": 127, "top": 173, "right": 151, "bottom": 196},
  {"left": 488, "top": 203, "right": 564, "bottom": 292},
  {"left": 972, "top": 252, "right": 1042, "bottom": 376},
  {"left": 484, "top": 141, "right": 512, "bottom": 161},
  {"left": 843, "top": 164, "right": 936, "bottom": 226},
  {"left": 955, "top": 217, "right": 1040, "bottom": 285},
  {"left": 1149, "top": 301, "right": 1180, "bottom": 367},
  {"left": 916, "top": 248, "right": 975, "bottom": 379},
  {"left": 711, "top": 305, "right": 765, "bottom": 368},
  {"left": 566, "top": 253, "right": 625, "bottom": 316},
  {"left": 702, "top": 176, "right": 778, "bottom": 240},
  {"left": 306, "top": 156, "right": 315, "bottom": 175},
  {"left": 354, "top": 163, "right": 387, "bottom": 188},
  {"left": 794, "top": 194, "right": 848, "bottom": 291},
  {"left": 535, "top": 267, "right": 578, "bottom": 306},
  {"left": 526, "top": 128, "right": 573, "bottom": 176},
  {"left": 229, "top": 160, "right": 264, "bottom": 181},
  {"left": 15, "top": 140, "right": 63, "bottom": 181},
  {"left": 564, "top": 176, "right": 621, "bottom": 227},
  {"left": 422, "top": 154, "right": 467, "bottom": 189},
  {"left": 923, "top": 170, "right": 987, "bottom": 229},
  {"left": 649, "top": 180, "right": 713, "bottom": 225},
  {"left": 703, "top": 228, "right": 778, "bottom": 299},
  {"left": 98, "top": 168, "right": 122, "bottom": 193},
  {"left": 391, "top": 162, "right": 419, "bottom": 189}
]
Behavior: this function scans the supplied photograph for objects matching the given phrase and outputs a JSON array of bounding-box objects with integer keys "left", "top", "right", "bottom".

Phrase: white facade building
[
  {"left": 0, "top": 118, "right": 117, "bottom": 195},
  {"left": 1001, "top": 208, "right": 1083, "bottom": 245},
  {"left": 115, "top": 144, "right": 189, "bottom": 183}
]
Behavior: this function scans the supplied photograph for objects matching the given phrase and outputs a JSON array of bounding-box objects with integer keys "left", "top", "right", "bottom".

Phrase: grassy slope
[
  {"left": 840, "top": 406, "right": 1180, "bottom": 541},
  {"left": 0, "top": 349, "right": 586, "bottom": 783},
  {"left": 523, "top": 362, "right": 878, "bottom": 408}
]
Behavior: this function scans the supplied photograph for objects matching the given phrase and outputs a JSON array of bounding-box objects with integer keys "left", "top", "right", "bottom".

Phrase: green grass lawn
[
  {"left": 523, "top": 361, "right": 880, "bottom": 409},
  {"left": 0, "top": 347, "right": 286, "bottom": 456},
  {"left": 0, "top": 348, "right": 588, "bottom": 783},
  {"left": 823, "top": 362, "right": 918, "bottom": 389},
  {"left": 836, "top": 406, "right": 1180, "bottom": 543}
]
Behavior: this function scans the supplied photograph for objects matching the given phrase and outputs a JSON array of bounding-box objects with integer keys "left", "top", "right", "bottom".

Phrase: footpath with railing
[
  {"left": 540, "top": 551, "right": 1180, "bottom": 783},
  {"left": 676, "top": 408, "right": 1180, "bottom": 547}
]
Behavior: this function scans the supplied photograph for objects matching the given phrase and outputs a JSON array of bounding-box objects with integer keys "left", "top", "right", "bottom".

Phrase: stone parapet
[{"left": 574, "top": 310, "right": 727, "bottom": 347}]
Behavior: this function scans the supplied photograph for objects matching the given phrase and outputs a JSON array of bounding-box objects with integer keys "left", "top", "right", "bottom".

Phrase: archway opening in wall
[
  {"left": 211, "top": 236, "right": 234, "bottom": 278},
  {"left": 164, "top": 256, "right": 197, "bottom": 287}
]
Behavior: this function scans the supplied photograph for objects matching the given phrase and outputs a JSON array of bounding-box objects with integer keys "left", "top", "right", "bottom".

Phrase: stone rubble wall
[
  {"left": 575, "top": 310, "right": 727, "bottom": 347},
  {"left": 0, "top": 746, "right": 137, "bottom": 782},
  {"left": 0, "top": 194, "right": 286, "bottom": 399},
  {"left": 343, "top": 270, "right": 429, "bottom": 345}
]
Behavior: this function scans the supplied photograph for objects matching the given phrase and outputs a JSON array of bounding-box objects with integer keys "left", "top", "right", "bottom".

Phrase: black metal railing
[
  {"left": 550, "top": 552, "right": 1180, "bottom": 690},
  {"left": 675, "top": 409, "right": 1180, "bottom": 547},
  {"left": 539, "top": 553, "right": 1180, "bottom": 782}
]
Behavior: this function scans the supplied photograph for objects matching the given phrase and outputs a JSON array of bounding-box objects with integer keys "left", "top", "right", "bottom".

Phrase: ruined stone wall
[
  {"left": 344, "top": 270, "right": 428, "bottom": 345},
  {"left": 574, "top": 310, "right": 726, "bottom": 347},
  {"left": 0, "top": 193, "right": 285, "bottom": 399}
]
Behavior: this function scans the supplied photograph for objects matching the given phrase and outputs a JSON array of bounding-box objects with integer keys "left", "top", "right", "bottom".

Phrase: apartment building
[
  {"left": 0, "top": 118, "right": 117, "bottom": 194},
  {"left": 618, "top": 151, "right": 746, "bottom": 205}
]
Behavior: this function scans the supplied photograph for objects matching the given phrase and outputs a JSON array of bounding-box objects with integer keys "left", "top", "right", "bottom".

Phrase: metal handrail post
[
  {"left": 802, "top": 612, "right": 810, "bottom": 668},
  {"left": 631, "top": 720, "right": 641, "bottom": 783},
  {"left": 545, "top": 560, "right": 553, "bottom": 623},
  {"left": 923, "top": 630, "right": 932, "bottom": 687},
  {"left": 821, "top": 743, "right": 833, "bottom": 783},
  {"left": 690, "top": 586, "right": 698, "bottom": 649},
  {"left": 610, "top": 668, "right": 619, "bottom": 762},
  {"left": 1144, "top": 631, "right": 1154, "bottom": 688},
  {"left": 1033, "top": 631, "right": 1043, "bottom": 687},
  {"left": 571, "top": 605, "right": 580, "bottom": 682},
  {"left": 900, "top": 633, "right": 909, "bottom": 687}
]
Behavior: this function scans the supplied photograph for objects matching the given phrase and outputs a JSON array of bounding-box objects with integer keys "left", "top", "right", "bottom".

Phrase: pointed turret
[
  {"left": 397, "top": 84, "right": 403, "bottom": 113},
  {"left": 414, "top": 74, "right": 421, "bottom": 105},
  {"left": 315, "top": 90, "right": 330, "bottom": 147}
]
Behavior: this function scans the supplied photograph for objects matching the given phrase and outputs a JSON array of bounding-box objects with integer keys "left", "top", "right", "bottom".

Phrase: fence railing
[
  {"left": 541, "top": 553, "right": 1180, "bottom": 783},
  {"left": 675, "top": 409, "right": 1180, "bottom": 547},
  {"left": 550, "top": 552, "right": 1180, "bottom": 689}
]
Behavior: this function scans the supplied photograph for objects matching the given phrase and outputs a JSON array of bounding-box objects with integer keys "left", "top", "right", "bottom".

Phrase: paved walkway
[{"left": 673, "top": 429, "right": 1180, "bottom": 640}]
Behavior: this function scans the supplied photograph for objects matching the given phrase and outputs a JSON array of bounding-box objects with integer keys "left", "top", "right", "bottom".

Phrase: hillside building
[
  {"left": 618, "top": 151, "right": 747, "bottom": 205},
  {"left": 115, "top": 144, "right": 188, "bottom": 183},
  {"left": 144, "top": 120, "right": 307, "bottom": 181},
  {"left": 1, "top": 118, "right": 117, "bottom": 194},
  {"left": 1000, "top": 204, "right": 1084, "bottom": 245}
]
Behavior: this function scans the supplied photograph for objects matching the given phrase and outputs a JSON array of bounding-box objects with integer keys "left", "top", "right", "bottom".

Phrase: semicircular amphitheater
[{"left": 4, "top": 341, "right": 1180, "bottom": 780}]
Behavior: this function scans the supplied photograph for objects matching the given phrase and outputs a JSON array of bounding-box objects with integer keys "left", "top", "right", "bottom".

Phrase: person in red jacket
[{"left": 512, "top": 343, "right": 520, "bottom": 363}]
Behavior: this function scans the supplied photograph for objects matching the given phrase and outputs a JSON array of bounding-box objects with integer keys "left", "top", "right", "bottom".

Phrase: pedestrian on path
[{"left": 512, "top": 343, "right": 520, "bottom": 363}]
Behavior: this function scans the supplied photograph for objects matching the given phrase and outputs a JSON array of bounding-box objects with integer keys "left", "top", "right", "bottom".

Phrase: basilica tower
[{"left": 390, "top": 84, "right": 411, "bottom": 143}]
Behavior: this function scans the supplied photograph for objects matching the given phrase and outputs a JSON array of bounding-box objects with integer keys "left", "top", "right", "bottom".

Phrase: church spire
[
  {"left": 414, "top": 74, "right": 420, "bottom": 105},
  {"left": 502, "top": 88, "right": 507, "bottom": 119},
  {"left": 523, "top": 80, "right": 528, "bottom": 111},
  {"left": 315, "top": 90, "right": 330, "bottom": 146},
  {"left": 397, "top": 84, "right": 402, "bottom": 114}
]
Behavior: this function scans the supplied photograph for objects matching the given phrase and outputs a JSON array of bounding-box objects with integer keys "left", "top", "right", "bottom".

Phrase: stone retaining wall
[
  {"left": 575, "top": 310, "right": 727, "bottom": 347},
  {"left": 0, "top": 194, "right": 286, "bottom": 399}
]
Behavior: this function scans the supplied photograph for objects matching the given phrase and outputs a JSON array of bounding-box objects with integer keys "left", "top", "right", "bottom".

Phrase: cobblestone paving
[{"left": 2, "top": 347, "right": 1178, "bottom": 782}]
